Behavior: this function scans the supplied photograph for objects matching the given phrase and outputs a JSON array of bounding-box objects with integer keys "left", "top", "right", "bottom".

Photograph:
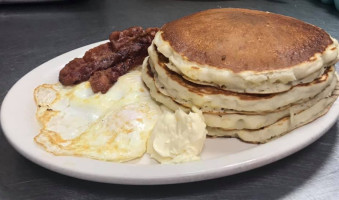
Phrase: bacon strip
[{"left": 59, "top": 26, "right": 159, "bottom": 93}]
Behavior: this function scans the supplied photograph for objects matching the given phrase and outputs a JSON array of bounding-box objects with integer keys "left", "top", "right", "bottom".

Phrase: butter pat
[{"left": 147, "top": 107, "right": 207, "bottom": 164}]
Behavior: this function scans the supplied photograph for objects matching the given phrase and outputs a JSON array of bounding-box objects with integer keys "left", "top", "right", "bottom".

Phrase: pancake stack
[{"left": 142, "top": 8, "right": 339, "bottom": 143}]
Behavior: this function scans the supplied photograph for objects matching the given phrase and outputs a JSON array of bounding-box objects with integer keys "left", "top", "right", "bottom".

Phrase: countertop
[{"left": 0, "top": 0, "right": 339, "bottom": 199}]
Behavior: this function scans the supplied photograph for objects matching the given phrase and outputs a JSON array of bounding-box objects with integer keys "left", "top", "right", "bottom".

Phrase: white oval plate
[{"left": 1, "top": 42, "right": 339, "bottom": 185}]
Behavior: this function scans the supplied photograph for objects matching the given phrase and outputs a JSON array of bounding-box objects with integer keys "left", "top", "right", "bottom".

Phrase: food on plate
[
  {"left": 147, "top": 107, "right": 207, "bottom": 164},
  {"left": 59, "top": 26, "right": 159, "bottom": 93},
  {"left": 142, "top": 8, "right": 339, "bottom": 143},
  {"left": 142, "top": 58, "right": 338, "bottom": 140},
  {"left": 153, "top": 8, "right": 338, "bottom": 94},
  {"left": 34, "top": 8, "right": 339, "bottom": 164},
  {"left": 34, "top": 70, "right": 161, "bottom": 162}
]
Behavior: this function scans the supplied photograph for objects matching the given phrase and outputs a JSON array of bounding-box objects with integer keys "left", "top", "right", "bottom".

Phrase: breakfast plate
[{"left": 1, "top": 41, "right": 339, "bottom": 185}]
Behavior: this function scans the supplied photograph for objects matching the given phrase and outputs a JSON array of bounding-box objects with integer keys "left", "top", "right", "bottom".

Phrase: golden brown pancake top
[{"left": 161, "top": 8, "right": 333, "bottom": 73}]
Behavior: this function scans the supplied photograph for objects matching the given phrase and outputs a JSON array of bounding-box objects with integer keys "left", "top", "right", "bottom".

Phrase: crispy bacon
[
  {"left": 59, "top": 43, "right": 118, "bottom": 85},
  {"left": 89, "top": 55, "right": 146, "bottom": 93},
  {"left": 59, "top": 26, "right": 159, "bottom": 93}
]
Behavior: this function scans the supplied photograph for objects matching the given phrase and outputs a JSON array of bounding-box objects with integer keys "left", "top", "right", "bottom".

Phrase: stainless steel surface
[{"left": 0, "top": 0, "right": 338, "bottom": 199}]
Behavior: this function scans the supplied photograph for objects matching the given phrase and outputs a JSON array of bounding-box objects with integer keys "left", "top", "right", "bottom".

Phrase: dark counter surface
[{"left": 1, "top": 0, "right": 339, "bottom": 199}]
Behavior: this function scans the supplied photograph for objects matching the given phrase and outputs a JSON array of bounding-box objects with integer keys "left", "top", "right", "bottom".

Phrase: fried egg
[{"left": 34, "top": 69, "right": 161, "bottom": 162}]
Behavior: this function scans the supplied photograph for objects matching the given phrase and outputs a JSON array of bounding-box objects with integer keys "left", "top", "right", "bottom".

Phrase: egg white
[{"left": 34, "top": 69, "right": 161, "bottom": 162}]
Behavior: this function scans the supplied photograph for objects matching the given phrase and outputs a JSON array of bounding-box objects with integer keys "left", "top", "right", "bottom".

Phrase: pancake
[
  {"left": 149, "top": 44, "right": 336, "bottom": 112},
  {"left": 142, "top": 57, "right": 338, "bottom": 130},
  {"left": 141, "top": 8, "right": 339, "bottom": 143},
  {"left": 207, "top": 90, "right": 338, "bottom": 143},
  {"left": 154, "top": 8, "right": 339, "bottom": 93}
]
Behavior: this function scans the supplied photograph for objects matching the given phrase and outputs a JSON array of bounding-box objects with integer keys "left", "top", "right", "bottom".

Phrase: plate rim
[{"left": 1, "top": 41, "right": 338, "bottom": 185}]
